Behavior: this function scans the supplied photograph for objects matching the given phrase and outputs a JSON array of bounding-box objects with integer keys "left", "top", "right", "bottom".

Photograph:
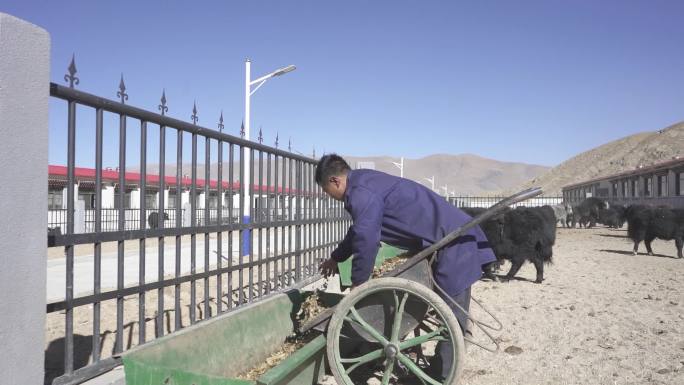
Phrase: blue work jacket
[{"left": 331, "top": 169, "right": 496, "bottom": 296}]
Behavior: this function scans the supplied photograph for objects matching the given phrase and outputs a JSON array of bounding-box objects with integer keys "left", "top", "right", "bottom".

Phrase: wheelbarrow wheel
[{"left": 326, "top": 277, "right": 465, "bottom": 385}]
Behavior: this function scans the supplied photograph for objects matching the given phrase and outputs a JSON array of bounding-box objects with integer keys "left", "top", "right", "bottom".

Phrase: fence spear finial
[
  {"left": 158, "top": 89, "right": 168, "bottom": 115},
  {"left": 218, "top": 110, "right": 224, "bottom": 132},
  {"left": 191, "top": 101, "right": 198, "bottom": 124},
  {"left": 64, "top": 54, "right": 79, "bottom": 88},
  {"left": 117, "top": 74, "right": 129, "bottom": 104}
]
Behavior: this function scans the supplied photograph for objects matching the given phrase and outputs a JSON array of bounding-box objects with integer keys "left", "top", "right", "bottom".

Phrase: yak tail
[{"left": 535, "top": 241, "right": 553, "bottom": 263}]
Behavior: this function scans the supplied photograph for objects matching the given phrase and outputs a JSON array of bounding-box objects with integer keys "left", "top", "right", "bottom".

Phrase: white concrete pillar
[
  {"left": 130, "top": 188, "right": 140, "bottom": 209},
  {"left": 0, "top": 12, "right": 50, "bottom": 384},
  {"left": 163, "top": 189, "right": 170, "bottom": 209},
  {"left": 102, "top": 185, "right": 116, "bottom": 208},
  {"left": 61, "top": 183, "right": 79, "bottom": 209},
  {"left": 198, "top": 191, "right": 206, "bottom": 209},
  {"left": 74, "top": 199, "right": 85, "bottom": 233},
  {"left": 182, "top": 202, "right": 192, "bottom": 227},
  {"left": 181, "top": 190, "right": 190, "bottom": 208}
]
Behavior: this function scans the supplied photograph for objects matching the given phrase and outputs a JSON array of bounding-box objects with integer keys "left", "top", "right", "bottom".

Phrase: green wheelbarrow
[{"left": 299, "top": 187, "right": 542, "bottom": 385}]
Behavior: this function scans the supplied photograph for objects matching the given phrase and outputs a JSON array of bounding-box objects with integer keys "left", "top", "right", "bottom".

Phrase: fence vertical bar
[
  {"left": 138, "top": 120, "right": 147, "bottom": 345},
  {"left": 174, "top": 129, "right": 182, "bottom": 331},
  {"left": 115, "top": 109, "right": 126, "bottom": 354},
  {"left": 265, "top": 152, "right": 271, "bottom": 294},
  {"left": 157, "top": 117, "right": 166, "bottom": 337},
  {"left": 295, "top": 160, "right": 302, "bottom": 282},
  {"left": 288, "top": 158, "right": 293, "bottom": 285},
  {"left": 248, "top": 149, "right": 255, "bottom": 302},
  {"left": 273, "top": 154, "right": 279, "bottom": 290},
  {"left": 64, "top": 97, "right": 76, "bottom": 375},
  {"left": 238, "top": 145, "right": 245, "bottom": 305},
  {"left": 216, "top": 138, "right": 223, "bottom": 314},
  {"left": 204, "top": 136, "right": 210, "bottom": 317},
  {"left": 190, "top": 129, "right": 197, "bottom": 323},
  {"left": 228, "top": 143, "right": 234, "bottom": 308},
  {"left": 92, "top": 107, "right": 103, "bottom": 363},
  {"left": 257, "top": 150, "right": 263, "bottom": 297}
]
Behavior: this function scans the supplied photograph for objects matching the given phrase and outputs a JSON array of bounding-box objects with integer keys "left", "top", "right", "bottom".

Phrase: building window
[
  {"left": 209, "top": 195, "right": 219, "bottom": 209},
  {"left": 621, "top": 181, "right": 627, "bottom": 197},
  {"left": 48, "top": 190, "right": 63, "bottom": 210},
  {"left": 644, "top": 177, "right": 652, "bottom": 197},
  {"left": 145, "top": 194, "right": 157, "bottom": 209},
  {"left": 80, "top": 193, "right": 96, "bottom": 209},
  {"left": 657, "top": 175, "right": 668, "bottom": 197},
  {"left": 114, "top": 191, "right": 132, "bottom": 209},
  {"left": 612, "top": 182, "right": 618, "bottom": 197},
  {"left": 677, "top": 172, "right": 683, "bottom": 196}
]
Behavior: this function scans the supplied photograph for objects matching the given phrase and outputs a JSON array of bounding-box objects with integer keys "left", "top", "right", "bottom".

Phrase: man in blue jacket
[{"left": 317, "top": 154, "right": 496, "bottom": 380}]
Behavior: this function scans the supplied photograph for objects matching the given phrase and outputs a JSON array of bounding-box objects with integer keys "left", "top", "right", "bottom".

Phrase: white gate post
[{"left": 0, "top": 12, "right": 50, "bottom": 384}]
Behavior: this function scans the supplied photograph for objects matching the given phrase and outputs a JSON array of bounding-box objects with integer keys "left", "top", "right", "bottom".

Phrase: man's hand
[{"left": 319, "top": 258, "right": 339, "bottom": 278}]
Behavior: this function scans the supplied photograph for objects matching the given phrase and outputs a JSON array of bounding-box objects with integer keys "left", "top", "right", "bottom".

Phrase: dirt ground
[
  {"left": 320, "top": 226, "right": 684, "bottom": 385},
  {"left": 45, "top": 225, "right": 683, "bottom": 384}
]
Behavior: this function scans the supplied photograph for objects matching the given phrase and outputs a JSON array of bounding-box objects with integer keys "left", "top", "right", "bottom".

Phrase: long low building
[
  {"left": 562, "top": 157, "right": 684, "bottom": 208},
  {"left": 47, "top": 165, "right": 321, "bottom": 233}
]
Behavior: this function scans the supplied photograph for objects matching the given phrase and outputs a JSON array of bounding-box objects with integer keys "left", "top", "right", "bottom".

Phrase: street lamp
[
  {"left": 391, "top": 157, "right": 404, "bottom": 178},
  {"left": 423, "top": 176, "right": 435, "bottom": 191},
  {"left": 243, "top": 59, "right": 296, "bottom": 255}
]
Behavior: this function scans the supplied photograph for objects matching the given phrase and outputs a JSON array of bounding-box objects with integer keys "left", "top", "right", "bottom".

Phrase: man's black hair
[{"left": 315, "top": 154, "right": 351, "bottom": 185}]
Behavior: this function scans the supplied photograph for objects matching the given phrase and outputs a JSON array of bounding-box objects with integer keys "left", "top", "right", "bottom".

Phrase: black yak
[
  {"left": 598, "top": 205, "right": 627, "bottom": 229},
  {"left": 625, "top": 205, "right": 683, "bottom": 258},
  {"left": 147, "top": 212, "right": 170, "bottom": 229},
  {"left": 571, "top": 197, "right": 607, "bottom": 228},
  {"left": 463, "top": 205, "right": 557, "bottom": 283}
]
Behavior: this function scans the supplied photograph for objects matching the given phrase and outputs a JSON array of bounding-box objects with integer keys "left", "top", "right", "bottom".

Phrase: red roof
[{"left": 48, "top": 165, "right": 299, "bottom": 194}]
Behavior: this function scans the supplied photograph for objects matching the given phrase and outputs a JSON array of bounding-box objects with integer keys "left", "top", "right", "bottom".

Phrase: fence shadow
[
  {"left": 44, "top": 334, "right": 92, "bottom": 385},
  {"left": 599, "top": 249, "right": 680, "bottom": 259},
  {"left": 596, "top": 234, "right": 628, "bottom": 239}
]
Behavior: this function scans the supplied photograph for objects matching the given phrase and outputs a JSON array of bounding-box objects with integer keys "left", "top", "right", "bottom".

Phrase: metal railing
[
  {"left": 46, "top": 60, "right": 350, "bottom": 385},
  {"left": 448, "top": 195, "right": 564, "bottom": 208}
]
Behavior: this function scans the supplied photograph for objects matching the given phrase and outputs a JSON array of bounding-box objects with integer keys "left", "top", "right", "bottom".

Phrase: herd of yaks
[{"left": 463, "top": 198, "right": 683, "bottom": 284}]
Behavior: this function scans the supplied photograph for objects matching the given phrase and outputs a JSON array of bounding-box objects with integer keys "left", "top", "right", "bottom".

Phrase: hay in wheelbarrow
[
  {"left": 372, "top": 251, "right": 413, "bottom": 278},
  {"left": 237, "top": 286, "right": 330, "bottom": 381},
  {"left": 237, "top": 332, "right": 318, "bottom": 381}
]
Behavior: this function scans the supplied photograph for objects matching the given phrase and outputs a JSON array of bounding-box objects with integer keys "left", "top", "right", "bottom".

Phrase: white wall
[{"left": 0, "top": 12, "right": 50, "bottom": 384}]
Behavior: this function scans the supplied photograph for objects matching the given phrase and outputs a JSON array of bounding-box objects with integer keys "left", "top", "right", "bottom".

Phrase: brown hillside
[
  {"left": 344, "top": 154, "right": 549, "bottom": 196},
  {"left": 510, "top": 122, "right": 684, "bottom": 195}
]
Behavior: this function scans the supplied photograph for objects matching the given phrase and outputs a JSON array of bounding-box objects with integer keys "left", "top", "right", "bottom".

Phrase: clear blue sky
[{"left": 3, "top": 0, "right": 684, "bottom": 168}]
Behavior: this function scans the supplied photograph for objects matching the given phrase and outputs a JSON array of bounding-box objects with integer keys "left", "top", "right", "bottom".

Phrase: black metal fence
[
  {"left": 46, "top": 59, "right": 350, "bottom": 385},
  {"left": 449, "top": 195, "right": 563, "bottom": 208}
]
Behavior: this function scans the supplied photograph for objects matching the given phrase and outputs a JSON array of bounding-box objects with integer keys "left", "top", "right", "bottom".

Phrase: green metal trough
[
  {"left": 122, "top": 290, "right": 342, "bottom": 385},
  {"left": 122, "top": 244, "right": 405, "bottom": 385}
]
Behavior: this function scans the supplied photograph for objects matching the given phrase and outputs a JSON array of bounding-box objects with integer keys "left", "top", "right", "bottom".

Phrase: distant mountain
[
  {"left": 343, "top": 154, "right": 549, "bottom": 195},
  {"left": 509, "top": 122, "right": 684, "bottom": 195},
  {"left": 141, "top": 154, "right": 550, "bottom": 196}
]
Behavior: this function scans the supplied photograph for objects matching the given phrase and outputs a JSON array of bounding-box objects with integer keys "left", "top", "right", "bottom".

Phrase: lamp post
[
  {"left": 243, "top": 59, "right": 296, "bottom": 255},
  {"left": 423, "top": 176, "right": 435, "bottom": 191},
  {"left": 391, "top": 157, "right": 404, "bottom": 178}
]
